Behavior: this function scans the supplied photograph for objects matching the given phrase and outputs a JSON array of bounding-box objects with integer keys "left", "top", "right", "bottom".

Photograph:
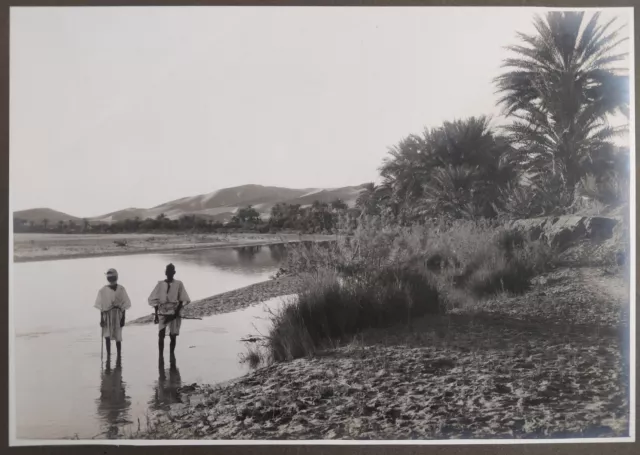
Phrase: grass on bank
[{"left": 251, "top": 218, "right": 558, "bottom": 363}]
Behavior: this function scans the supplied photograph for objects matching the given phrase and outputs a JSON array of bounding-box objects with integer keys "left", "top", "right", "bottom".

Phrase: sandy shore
[
  {"left": 13, "top": 232, "right": 334, "bottom": 263},
  {"left": 125, "top": 267, "right": 629, "bottom": 440},
  {"left": 129, "top": 276, "right": 301, "bottom": 325}
]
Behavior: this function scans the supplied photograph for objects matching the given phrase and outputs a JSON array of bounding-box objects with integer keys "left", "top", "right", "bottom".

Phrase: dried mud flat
[
  {"left": 128, "top": 267, "right": 630, "bottom": 441},
  {"left": 13, "top": 232, "right": 332, "bottom": 263}
]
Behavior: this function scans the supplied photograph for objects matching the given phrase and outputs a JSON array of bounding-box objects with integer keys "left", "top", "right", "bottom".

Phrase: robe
[
  {"left": 94, "top": 285, "right": 132, "bottom": 342},
  {"left": 148, "top": 280, "right": 191, "bottom": 336}
]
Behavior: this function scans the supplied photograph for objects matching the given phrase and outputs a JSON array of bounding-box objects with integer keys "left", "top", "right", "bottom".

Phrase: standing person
[
  {"left": 94, "top": 268, "right": 131, "bottom": 359},
  {"left": 148, "top": 263, "right": 191, "bottom": 358}
]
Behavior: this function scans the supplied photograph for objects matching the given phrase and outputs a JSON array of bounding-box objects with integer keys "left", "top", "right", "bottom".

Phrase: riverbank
[
  {"left": 13, "top": 232, "right": 334, "bottom": 263},
  {"left": 129, "top": 276, "right": 301, "bottom": 324},
  {"left": 126, "top": 266, "right": 630, "bottom": 440}
]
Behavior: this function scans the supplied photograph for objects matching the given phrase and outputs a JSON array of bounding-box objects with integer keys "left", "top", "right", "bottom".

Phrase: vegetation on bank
[
  {"left": 141, "top": 266, "right": 629, "bottom": 441},
  {"left": 110, "top": 11, "right": 632, "bottom": 441},
  {"left": 249, "top": 217, "right": 557, "bottom": 364},
  {"left": 241, "top": 11, "right": 629, "bottom": 367}
]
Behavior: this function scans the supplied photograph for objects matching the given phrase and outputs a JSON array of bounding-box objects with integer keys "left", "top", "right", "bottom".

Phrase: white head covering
[{"left": 106, "top": 268, "right": 118, "bottom": 279}]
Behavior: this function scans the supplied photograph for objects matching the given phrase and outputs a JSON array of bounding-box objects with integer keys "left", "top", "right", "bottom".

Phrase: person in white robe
[
  {"left": 148, "top": 263, "right": 191, "bottom": 357},
  {"left": 94, "top": 268, "right": 132, "bottom": 358}
]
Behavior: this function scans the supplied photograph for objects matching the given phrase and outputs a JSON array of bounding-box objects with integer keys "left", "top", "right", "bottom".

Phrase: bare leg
[
  {"left": 116, "top": 341, "right": 122, "bottom": 358},
  {"left": 158, "top": 328, "right": 166, "bottom": 357},
  {"left": 105, "top": 337, "right": 111, "bottom": 357},
  {"left": 169, "top": 334, "right": 177, "bottom": 355}
]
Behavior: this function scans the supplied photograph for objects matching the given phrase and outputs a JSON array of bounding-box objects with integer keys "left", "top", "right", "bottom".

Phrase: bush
[
  {"left": 463, "top": 255, "right": 534, "bottom": 297},
  {"left": 268, "top": 266, "right": 440, "bottom": 361},
  {"left": 264, "top": 216, "right": 556, "bottom": 362}
]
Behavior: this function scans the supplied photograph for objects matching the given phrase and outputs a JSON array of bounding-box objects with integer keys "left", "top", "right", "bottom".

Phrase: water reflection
[
  {"left": 96, "top": 355, "right": 132, "bottom": 438},
  {"left": 233, "top": 245, "right": 262, "bottom": 265},
  {"left": 16, "top": 295, "right": 289, "bottom": 439},
  {"left": 268, "top": 244, "right": 287, "bottom": 262},
  {"left": 149, "top": 355, "right": 183, "bottom": 411},
  {"left": 176, "top": 245, "right": 284, "bottom": 272}
]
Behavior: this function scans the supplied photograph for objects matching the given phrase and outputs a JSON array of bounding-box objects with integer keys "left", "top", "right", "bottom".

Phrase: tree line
[
  {"left": 13, "top": 199, "right": 358, "bottom": 235},
  {"left": 357, "top": 11, "right": 629, "bottom": 225},
  {"left": 15, "top": 12, "right": 630, "bottom": 235}
]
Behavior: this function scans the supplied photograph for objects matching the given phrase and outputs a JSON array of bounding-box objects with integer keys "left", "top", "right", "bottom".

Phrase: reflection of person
[
  {"left": 94, "top": 268, "right": 131, "bottom": 358},
  {"left": 149, "top": 355, "right": 183, "bottom": 411},
  {"left": 96, "top": 356, "right": 131, "bottom": 437},
  {"left": 148, "top": 263, "right": 191, "bottom": 358}
]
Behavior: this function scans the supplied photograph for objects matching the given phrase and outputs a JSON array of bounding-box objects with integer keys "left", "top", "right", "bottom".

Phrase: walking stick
[
  {"left": 100, "top": 323, "right": 103, "bottom": 367},
  {"left": 155, "top": 313, "right": 202, "bottom": 321}
]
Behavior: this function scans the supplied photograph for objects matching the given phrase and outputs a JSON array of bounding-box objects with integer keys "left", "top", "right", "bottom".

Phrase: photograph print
[{"left": 9, "top": 5, "right": 634, "bottom": 444}]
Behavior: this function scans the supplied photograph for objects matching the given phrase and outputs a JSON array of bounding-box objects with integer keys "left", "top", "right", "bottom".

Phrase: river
[{"left": 12, "top": 245, "right": 288, "bottom": 440}]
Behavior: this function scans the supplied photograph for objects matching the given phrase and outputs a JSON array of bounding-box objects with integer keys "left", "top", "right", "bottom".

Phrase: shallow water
[
  {"left": 13, "top": 245, "right": 288, "bottom": 440},
  {"left": 14, "top": 244, "right": 285, "bottom": 336}
]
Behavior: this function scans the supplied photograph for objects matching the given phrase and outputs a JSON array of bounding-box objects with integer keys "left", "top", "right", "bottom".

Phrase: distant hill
[
  {"left": 87, "top": 183, "right": 368, "bottom": 224},
  {"left": 13, "top": 208, "right": 81, "bottom": 225}
]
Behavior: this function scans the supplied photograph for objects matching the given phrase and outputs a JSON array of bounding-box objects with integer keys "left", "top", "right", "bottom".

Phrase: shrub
[
  {"left": 445, "top": 226, "right": 554, "bottom": 297},
  {"left": 239, "top": 345, "right": 264, "bottom": 369},
  {"left": 464, "top": 255, "right": 534, "bottom": 297},
  {"left": 264, "top": 216, "right": 556, "bottom": 362},
  {"left": 268, "top": 266, "right": 440, "bottom": 361}
]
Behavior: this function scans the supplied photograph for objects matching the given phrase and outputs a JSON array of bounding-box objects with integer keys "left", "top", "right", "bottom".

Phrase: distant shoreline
[
  {"left": 14, "top": 239, "right": 289, "bottom": 263},
  {"left": 12, "top": 232, "right": 334, "bottom": 263}
]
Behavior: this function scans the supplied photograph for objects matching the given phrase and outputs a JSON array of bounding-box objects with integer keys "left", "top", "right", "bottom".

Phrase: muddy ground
[{"left": 126, "top": 266, "right": 631, "bottom": 440}]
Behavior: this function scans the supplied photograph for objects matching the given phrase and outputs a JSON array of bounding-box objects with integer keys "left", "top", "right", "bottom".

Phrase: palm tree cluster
[
  {"left": 360, "top": 11, "right": 629, "bottom": 222},
  {"left": 379, "top": 116, "right": 517, "bottom": 222}
]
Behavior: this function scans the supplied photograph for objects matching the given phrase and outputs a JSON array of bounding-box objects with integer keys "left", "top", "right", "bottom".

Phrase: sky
[{"left": 10, "top": 7, "right": 632, "bottom": 217}]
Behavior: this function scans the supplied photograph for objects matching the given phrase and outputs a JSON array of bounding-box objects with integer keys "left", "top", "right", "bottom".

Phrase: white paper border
[{"left": 7, "top": 4, "right": 636, "bottom": 447}]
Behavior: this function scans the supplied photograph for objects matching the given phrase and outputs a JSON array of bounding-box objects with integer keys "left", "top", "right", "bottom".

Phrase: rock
[{"left": 510, "top": 215, "right": 621, "bottom": 253}]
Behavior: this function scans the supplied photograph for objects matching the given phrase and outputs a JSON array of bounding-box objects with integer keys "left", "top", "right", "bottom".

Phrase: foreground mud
[{"left": 125, "top": 267, "right": 630, "bottom": 440}]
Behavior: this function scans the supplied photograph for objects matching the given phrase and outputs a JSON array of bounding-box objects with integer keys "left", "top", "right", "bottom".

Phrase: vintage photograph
[{"left": 10, "top": 6, "right": 633, "bottom": 444}]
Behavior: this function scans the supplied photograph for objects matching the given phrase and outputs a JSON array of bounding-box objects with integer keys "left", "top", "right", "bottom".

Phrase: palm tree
[
  {"left": 420, "top": 166, "right": 486, "bottom": 220},
  {"left": 494, "top": 11, "right": 629, "bottom": 202},
  {"left": 355, "top": 183, "right": 390, "bottom": 217},
  {"left": 356, "top": 183, "right": 376, "bottom": 209},
  {"left": 379, "top": 116, "right": 517, "bottom": 220}
]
